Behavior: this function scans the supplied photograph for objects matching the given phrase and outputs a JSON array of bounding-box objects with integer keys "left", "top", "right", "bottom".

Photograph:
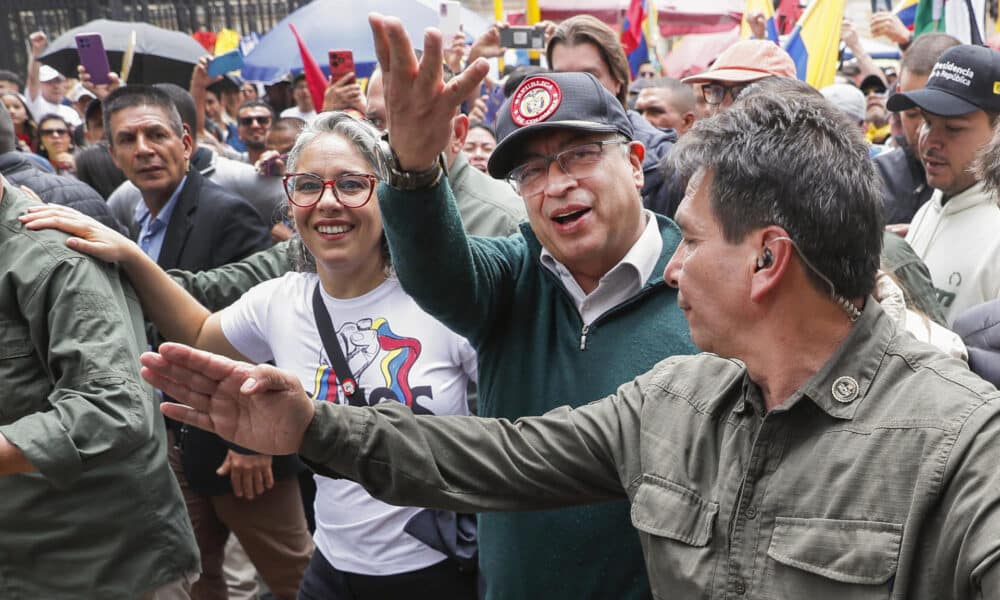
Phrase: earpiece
[{"left": 755, "top": 248, "right": 774, "bottom": 271}]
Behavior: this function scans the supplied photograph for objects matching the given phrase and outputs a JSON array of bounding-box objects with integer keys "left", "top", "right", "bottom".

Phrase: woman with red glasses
[{"left": 21, "top": 111, "right": 479, "bottom": 600}]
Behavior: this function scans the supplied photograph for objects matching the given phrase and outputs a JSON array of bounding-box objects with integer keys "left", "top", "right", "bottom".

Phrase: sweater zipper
[
  {"left": 578, "top": 282, "right": 667, "bottom": 351},
  {"left": 537, "top": 258, "right": 669, "bottom": 352}
]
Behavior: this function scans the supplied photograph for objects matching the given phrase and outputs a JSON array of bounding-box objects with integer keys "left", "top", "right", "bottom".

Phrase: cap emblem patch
[{"left": 510, "top": 77, "right": 562, "bottom": 127}]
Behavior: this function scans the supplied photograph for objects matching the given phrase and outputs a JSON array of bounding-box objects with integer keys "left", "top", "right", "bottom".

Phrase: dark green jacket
[
  {"left": 379, "top": 180, "right": 697, "bottom": 600},
  {"left": 0, "top": 183, "right": 198, "bottom": 598}
]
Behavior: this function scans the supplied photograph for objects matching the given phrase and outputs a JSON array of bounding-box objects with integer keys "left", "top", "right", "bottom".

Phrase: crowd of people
[{"left": 3, "top": 6, "right": 1000, "bottom": 600}]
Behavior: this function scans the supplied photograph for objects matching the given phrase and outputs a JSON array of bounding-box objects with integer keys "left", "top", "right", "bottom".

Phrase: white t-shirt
[
  {"left": 26, "top": 92, "right": 81, "bottom": 128},
  {"left": 220, "top": 272, "right": 477, "bottom": 575}
]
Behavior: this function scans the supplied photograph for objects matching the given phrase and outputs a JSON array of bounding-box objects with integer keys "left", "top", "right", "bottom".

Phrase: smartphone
[
  {"left": 328, "top": 49, "right": 356, "bottom": 80},
  {"left": 206, "top": 50, "right": 244, "bottom": 78},
  {"left": 499, "top": 26, "right": 545, "bottom": 50},
  {"left": 439, "top": 1, "right": 462, "bottom": 38},
  {"left": 75, "top": 33, "right": 112, "bottom": 85}
]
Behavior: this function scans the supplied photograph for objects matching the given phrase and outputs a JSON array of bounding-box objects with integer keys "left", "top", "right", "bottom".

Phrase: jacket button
[
  {"left": 735, "top": 579, "right": 747, "bottom": 595},
  {"left": 744, "top": 506, "right": 757, "bottom": 519}
]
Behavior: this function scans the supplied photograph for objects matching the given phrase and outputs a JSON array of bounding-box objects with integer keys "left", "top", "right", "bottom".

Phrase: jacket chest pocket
[
  {"left": 763, "top": 516, "right": 901, "bottom": 600},
  {"left": 0, "top": 321, "right": 41, "bottom": 423},
  {"left": 630, "top": 474, "right": 719, "bottom": 598}
]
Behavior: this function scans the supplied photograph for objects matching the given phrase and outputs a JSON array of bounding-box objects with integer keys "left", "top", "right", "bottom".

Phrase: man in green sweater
[{"left": 362, "top": 17, "right": 696, "bottom": 600}]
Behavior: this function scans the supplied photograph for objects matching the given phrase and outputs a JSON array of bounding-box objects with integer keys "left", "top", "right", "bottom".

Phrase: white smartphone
[{"left": 439, "top": 1, "right": 461, "bottom": 38}]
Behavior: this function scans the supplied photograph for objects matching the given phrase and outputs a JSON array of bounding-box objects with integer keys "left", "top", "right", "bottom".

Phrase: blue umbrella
[{"left": 242, "top": 0, "right": 439, "bottom": 83}]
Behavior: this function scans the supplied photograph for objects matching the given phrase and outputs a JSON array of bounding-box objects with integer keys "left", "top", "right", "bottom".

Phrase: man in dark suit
[{"left": 103, "top": 85, "right": 312, "bottom": 600}]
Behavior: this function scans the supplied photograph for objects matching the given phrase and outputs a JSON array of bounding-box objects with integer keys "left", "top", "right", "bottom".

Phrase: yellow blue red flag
[
  {"left": 783, "top": 0, "right": 847, "bottom": 89},
  {"left": 894, "top": 0, "right": 919, "bottom": 30},
  {"left": 622, "top": 0, "right": 653, "bottom": 77}
]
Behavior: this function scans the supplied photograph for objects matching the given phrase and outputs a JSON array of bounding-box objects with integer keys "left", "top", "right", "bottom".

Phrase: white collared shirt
[{"left": 540, "top": 210, "right": 663, "bottom": 325}]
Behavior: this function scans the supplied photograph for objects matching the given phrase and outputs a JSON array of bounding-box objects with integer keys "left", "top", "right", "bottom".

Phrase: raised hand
[
  {"left": 368, "top": 13, "right": 489, "bottom": 171},
  {"left": 28, "top": 31, "right": 48, "bottom": 58},
  {"left": 322, "top": 72, "right": 366, "bottom": 113},
  {"left": 871, "top": 11, "right": 912, "bottom": 46},
  {"left": 78, "top": 64, "right": 122, "bottom": 100},
  {"left": 144, "top": 343, "right": 316, "bottom": 456}
]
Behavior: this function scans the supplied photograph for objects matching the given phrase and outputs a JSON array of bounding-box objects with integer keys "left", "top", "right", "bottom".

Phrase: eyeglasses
[
  {"left": 282, "top": 172, "right": 378, "bottom": 208},
  {"left": 701, "top": 82, "right": 748, "bottom": 106},
  {"left": 238, "top": 115, "right": 272, "bottom": 127},
  {"left": 507, "top": 140, "right": 628, "bottom": 195},
  {"left": 40, "top": 127, "right": 69, "bottom": 137}
]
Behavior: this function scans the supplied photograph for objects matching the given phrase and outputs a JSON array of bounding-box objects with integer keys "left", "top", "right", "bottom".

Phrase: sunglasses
[
  {"left": 40, "top": 128, "right": 69, "bottom": 137},
  {"left": 238, "top": 115, "right": 272, "bottom": 127}
]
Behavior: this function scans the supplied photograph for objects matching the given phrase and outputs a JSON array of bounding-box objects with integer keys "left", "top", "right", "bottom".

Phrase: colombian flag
[
  {"left": 740, "top": 0, "right": 780, "bottom": 41},
  {"left": 895, "top": 0, "right": 919, "bottom": 30},
  {"left": 783, "top": 0, "right": 847, "bottom": 89},
  {"left": 622, "top": 0, "right": 656, "bottom": 77}
]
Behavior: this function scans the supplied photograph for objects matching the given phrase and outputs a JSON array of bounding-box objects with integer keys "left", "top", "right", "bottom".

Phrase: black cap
[
  {"left": 859, "top": 74, "right": 887, "bottom": 95},
  {"left": 887, "top": 44, "right": 1000, "bottom": 116},
  {"left": 488, "top": 72, "right": 634, "bottom": 179}
]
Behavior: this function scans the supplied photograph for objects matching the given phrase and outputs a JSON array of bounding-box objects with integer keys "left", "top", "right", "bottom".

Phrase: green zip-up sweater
[{"left": 380, "top": 180, "right": 696, "bottom": 600}]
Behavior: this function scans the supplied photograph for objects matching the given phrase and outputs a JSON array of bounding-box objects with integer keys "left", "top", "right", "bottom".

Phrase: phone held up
[
  {"left": 328, "top": 49, "right": 356, "bottom": 81},
  {"left": 75, "top": 33, "right": 112, "bottom": 85},
  {"left": 499, "top": 27, "right": 545, "bottom": 50}
]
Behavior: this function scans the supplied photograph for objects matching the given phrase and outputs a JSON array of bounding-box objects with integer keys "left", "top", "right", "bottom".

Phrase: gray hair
[
  {"left": 668, "top": 80, "right": 884, "bottom": 299},
  {"left": 283, "top": 111, "right": 388, "bottom": 273}
]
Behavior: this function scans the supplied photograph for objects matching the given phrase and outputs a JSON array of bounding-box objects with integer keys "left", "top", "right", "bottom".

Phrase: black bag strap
[{"left": 312, "top": 283, "right": 358, "bottom": 397}]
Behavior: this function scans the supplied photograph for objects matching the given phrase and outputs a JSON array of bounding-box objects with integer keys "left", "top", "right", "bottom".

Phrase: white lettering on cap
[{"left": 931, "top": 60, "right": 974, "bottom": 87}]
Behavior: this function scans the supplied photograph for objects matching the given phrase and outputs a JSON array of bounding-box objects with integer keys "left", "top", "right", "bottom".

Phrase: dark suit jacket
[
  {"left": 142, "top": 167, "right": 294, "bottom": 495},
  {"left": 153, "top": 167, "right": 270, "bottom": 273}
]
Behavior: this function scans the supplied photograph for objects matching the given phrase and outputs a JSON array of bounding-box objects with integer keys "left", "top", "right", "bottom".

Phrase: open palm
[{"left": 142, "top": 342, "right": 315, "bottom": 456}]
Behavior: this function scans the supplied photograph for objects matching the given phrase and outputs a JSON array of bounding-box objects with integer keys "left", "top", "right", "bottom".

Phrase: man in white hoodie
[{"left": 888, "top": 44, "right": 1000, "bottom": 324}]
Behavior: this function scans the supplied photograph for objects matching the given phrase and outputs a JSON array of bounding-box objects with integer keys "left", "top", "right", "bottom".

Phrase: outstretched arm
[{"left": 147, "top": 342, "right": 633, "bottom": 513}]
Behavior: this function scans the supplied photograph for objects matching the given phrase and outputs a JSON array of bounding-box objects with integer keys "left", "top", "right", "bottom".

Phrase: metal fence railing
[{"left": 0, "top": 0, "right": 310, "bottom": 76}]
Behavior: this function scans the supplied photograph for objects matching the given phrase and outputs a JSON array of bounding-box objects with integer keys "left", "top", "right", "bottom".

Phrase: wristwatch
[{"left": 375, "top": 138, "right": 447, "bottom": 191}]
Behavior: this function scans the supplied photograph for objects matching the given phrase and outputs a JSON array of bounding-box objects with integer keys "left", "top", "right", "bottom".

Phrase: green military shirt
[
  {"left": 299, "top": 300, "right": 1000, "bottom": 599},
  {"left": 0, "top": 183, "right": 198, "bottom": 598}
]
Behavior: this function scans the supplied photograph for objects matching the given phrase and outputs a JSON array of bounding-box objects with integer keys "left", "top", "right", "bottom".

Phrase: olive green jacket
[
  {"left": 300, "top": 301, "right": 1000, "bottom": 599},
  {"left": 0, "top": 183, "right": 198, "bottom": 598}
]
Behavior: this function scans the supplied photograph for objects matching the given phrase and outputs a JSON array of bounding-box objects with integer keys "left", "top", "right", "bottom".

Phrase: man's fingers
[
  {"left": 416, "top": 28, "right": 445, "bottom": 91},
  {"left": 160, "top": 401, "right": 217, "bottom": 433},
  {"left": 140, "top": 351, "right": 236, "bottom": 396},
  {"left": 383, "top": 16, "right": 419, "bottom": 80},
  {"left": 157, "top": 342, "right": 242, "bottom": 382},
  {"left": 369, "top": 13, "right": 392, "bottom": 73},
  {"left": 443, "top": 58, "right": 489, "bottom": 106},
  {"left": 238, "top": 364, "right": 296, "bottom": 394}
]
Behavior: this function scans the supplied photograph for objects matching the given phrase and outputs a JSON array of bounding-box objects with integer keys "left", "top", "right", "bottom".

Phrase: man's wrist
[{"left": 377, "top": 141, "right": 447, "bottom": 191}]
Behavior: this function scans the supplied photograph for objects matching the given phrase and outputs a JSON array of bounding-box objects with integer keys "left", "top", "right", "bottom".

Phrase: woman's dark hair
[
  {"left": 75, "top": 141, "right": 127, "bottom": 199},
  {"left": 34, "top": 113, "right": 73, "bottom": 160},
  {"left": 2, "top": 92, "right": 37, "bottom": 149}
]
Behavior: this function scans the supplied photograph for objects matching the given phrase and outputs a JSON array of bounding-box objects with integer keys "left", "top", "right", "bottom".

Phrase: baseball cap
[
  {"left": 487, "top": 72, "right": 634, "bottom": 179},
  {"left": 887, "top": 44, "right": 1000, "bottom": 116},
  {"left": 68, "top": 82, "right": 96, "bottom": 103},
  {"left": 859, "top": 74, "right": 887, "bottom": 95},
  {"left": 38, "top": 65, "right": 64, "bottom": 83},
  {"left": 821, "top": 83, "right": 866, "bottom": 123},
  {"left": 681, "top": 40, "right": 797, "bottom": 85}
]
